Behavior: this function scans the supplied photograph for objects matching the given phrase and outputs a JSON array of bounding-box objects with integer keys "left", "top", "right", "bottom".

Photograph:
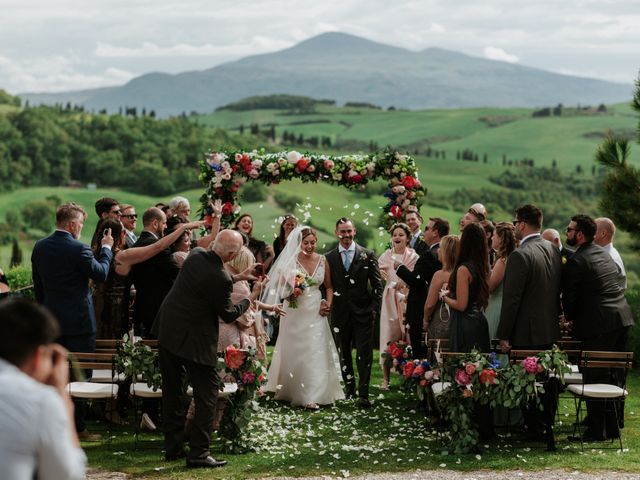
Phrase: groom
[{"left": 325, "top": 217, "right": 382, "bottom": 408}]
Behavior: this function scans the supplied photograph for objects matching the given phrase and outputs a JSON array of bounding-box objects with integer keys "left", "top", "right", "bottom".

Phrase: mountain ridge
[{"left": 19, "top": 31, "right": 632, "bottom": 116}]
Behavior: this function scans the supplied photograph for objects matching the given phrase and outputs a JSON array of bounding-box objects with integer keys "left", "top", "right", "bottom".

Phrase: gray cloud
[{"left": 0, "top": 0, "right": 638, "bottom": 93}]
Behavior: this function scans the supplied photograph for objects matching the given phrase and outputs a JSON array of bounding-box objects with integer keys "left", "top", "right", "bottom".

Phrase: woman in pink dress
[{"left": 378, "top": 223, "right": 419, "bottom": 390}]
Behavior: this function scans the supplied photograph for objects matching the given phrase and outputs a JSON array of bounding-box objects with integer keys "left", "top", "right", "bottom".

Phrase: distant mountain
[{"left": 20, "top": 32, "right": 632, "bottom": 117}]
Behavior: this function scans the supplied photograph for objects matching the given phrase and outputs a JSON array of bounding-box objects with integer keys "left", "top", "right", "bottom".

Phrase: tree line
[{"left": 0, "top": 102, "right": 260, "bottom": 195}]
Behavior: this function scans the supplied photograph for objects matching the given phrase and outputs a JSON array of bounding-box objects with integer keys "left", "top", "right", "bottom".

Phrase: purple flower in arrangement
[{"left": 488, "top": 351, "right": 501, "bottom": 369}]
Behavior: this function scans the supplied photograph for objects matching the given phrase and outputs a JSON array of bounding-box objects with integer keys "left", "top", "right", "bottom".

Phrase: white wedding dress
[{"left": 264, "top": 256, "right": 345, "bottom": 406}]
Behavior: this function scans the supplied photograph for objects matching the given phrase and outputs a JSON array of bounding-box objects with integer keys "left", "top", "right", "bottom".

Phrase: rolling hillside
[{"left": 19, "top": 32, "right": 631, "bottom": 116}]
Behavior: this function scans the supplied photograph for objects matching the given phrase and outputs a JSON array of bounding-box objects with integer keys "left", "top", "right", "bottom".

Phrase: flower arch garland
[{"left": 198, "top": 149, "right": 426, "bottom": 229}]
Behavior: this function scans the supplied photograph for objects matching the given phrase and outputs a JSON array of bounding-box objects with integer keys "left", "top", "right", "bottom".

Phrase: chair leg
[
  {"left": 612, "top": 399, "right": 624, "bottom": 451},
  {"left": 572, "top": 397, "right": 585, "bottom": 451}
]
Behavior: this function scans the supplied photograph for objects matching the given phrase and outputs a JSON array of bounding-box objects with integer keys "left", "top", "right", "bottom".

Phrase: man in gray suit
[
  {"left": 563, "top": 214, "right": 634, "bottom": 441},
  {"left": 497, "top": 204, "right": 562, "bottom": 352},
  {"left": 153, "top": 229, "right": 252, "bottom": 469}
]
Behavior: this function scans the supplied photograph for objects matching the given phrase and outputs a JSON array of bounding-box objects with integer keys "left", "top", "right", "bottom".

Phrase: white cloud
[
  {"left": 94, "top": 36, "right": 292, "bottom": 58},
  {"left": 0, "top": 54, "right": 134, "bottom": 93},
  {"left": 483, "top": 46, "right": 519, "bottom": 63}
]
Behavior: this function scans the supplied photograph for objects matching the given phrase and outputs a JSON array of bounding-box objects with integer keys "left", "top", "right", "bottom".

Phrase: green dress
[{"left": 485, "top": 281, "right": 503, "bottom": 340}]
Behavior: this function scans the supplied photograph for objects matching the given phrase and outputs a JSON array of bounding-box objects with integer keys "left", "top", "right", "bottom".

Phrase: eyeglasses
[
  {"left": 122, "top": 214, "right": 137, "bottom": 219},
  {"left": 566, "top": 227, "right": 578, "bottom": 232},
  {"left": 111, "top": 210, "right": 121, "bottom": 216}
]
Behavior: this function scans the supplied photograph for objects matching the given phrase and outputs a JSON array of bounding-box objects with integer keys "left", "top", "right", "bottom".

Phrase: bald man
[
  {"left": 594, "top": 217, "right": 626, "bottom": 290},
  {"left": 542, "top": 228, "right": 574, "bottom": 263},
  {"left": 153, "top": 230, "right": 255, "bottom": 468}
]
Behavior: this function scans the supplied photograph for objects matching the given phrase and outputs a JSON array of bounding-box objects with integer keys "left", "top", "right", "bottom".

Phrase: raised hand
[
  {"left": 101, "top": 227, "right": 114, "bottom": 249},
  {"left": 184, "top": 220, "right": 205, "bottom": 230},
  {"left": 209, "top": 198, "right": 223, "bottom": 217}
]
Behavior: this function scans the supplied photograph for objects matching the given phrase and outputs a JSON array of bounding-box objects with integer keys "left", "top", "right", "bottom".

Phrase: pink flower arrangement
[
  {"left": 454, "top": 369, "right": 471, "bottom": 386},
  {"left": 522, "top": 356, "right": 540, "bottom": 375},
  {"left": 225, "top": 345, "right": 247, "bottom": 369}
]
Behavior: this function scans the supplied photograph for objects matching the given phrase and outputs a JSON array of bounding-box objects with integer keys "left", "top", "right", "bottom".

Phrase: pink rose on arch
[
  {"left": 455, "top": 369, "right": 471, "bottom": 386},
  {"left": 522, "top": 356, "right": 539, "bottom": 374},
  {"left": 324, "top": 159, "right": 335, "bottom": 170},
  {"left": 249, "top": 169, "right": 260, "bottom": 179}
]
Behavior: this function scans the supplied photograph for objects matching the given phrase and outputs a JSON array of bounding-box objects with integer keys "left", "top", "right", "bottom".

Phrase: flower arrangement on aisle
[
  {"left": 382, "top": 339, "right": 413, "bottom": 372},
  {"left": 435, "top": 347, "right": 569, "bottom": 454},
  {"left": 198, "top": 148, "right": 426, "bottom": 229},
  {"left": 217, "top": 345, "right": 267, "bottom": 452},
  {"left": 114, "top": 334, "right": 161, "bottom": 390},
  {"left": 401, "top": 359, "right": 440, "bottom": 398},
  {"left": 286, "top": 269, "right": 316, "bottom": 309}
]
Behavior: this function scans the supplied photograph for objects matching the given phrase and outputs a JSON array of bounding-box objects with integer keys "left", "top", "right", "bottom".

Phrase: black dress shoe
[
  {"left": 186, "top": 456, "right": 227, "bottom": 468},
  {"left": 567, "top": 434, "right": 606, "bottom": 443},
  {"left": 357, "top": 398, "right": 371, "bottom": 409}
]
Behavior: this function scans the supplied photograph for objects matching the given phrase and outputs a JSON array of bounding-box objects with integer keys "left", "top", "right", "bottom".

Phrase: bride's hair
[{"left": 301, "top": 227, "right": 317, "bottom": 240}]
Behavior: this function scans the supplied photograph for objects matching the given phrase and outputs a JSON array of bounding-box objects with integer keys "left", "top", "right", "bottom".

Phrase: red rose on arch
[
  {"left": 296, "top": 158, "right": 310, "bottom": 172},
  {"left": 402, "top": 176, "right": 417, "bottom": 189},
  {"left": 231, "top": 181, "right": 240, "bottom": 193},
  {"left": 350, "top": 174, "right": 363, "bottom": 183},
  {"left": 221, "top": 202, "right": 233, "bottom": 216},
  {"left": 389, "top": 205, "right": 402, "bottom": 218}
]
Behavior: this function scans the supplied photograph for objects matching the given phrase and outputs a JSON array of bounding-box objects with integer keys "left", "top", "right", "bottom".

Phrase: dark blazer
[
  {"left": 562, "top": 243, "right": 634, "bottom": 340},
  {"left": 31, "top": 230, "right": 113, "bottom": 336},
  {"left": 131, "top": 231, "right": 180, "bottom": 332},
  {"left": 325, "top": 243, "right": 383, "bottom": 325},
  {"left": 153, "top": 248, "right": 250, "bottom": 366},
  {"left": 497, "top": 235, "right": 562, "bottom": 347},
  {"left": 396, "top": 241, "right": 441, "bottom": 327}
]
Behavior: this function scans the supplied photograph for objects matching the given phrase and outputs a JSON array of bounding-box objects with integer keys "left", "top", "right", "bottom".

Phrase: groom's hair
[{"left": 335, "top": 217, "right": 353, "bottom": 229}]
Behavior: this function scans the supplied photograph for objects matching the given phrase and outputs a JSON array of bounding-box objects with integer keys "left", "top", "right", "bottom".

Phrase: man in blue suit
[{"left": 31, "top": 202, "right": 114, "bottom": 440}]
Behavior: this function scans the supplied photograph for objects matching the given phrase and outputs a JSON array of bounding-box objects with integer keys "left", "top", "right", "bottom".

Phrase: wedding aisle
[{"left": 82, "top": 359, "right": 640, "bottom": 479}]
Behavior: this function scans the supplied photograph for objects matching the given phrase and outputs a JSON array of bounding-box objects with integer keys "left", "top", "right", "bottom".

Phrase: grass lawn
[{"left": 83, "top": 353, "right": 640, "bottom": 479}]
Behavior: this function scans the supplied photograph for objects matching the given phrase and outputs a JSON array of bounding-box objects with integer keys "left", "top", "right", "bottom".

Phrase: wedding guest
[
  {"left": 235, "top": 213, "right": 275, "bottom": 271},
  {"left": 378, "top": 223, "right": 418, "bottom": 390},
  {"left": 31, "top": 202, "right": 113, "bottom": 441},
  {"left": 167, "top": 197, "right": 221, "bottom": 250},
  {"left": 165, "top": 215, "right": 191, "bottom": 268},
  {"left": 443, "top": 222, "right": 490, "bottom": 353},
  {"left": 423, "top": 234, "right": 460, "bottom": 339},
  {"left": 219, "top": 246, "right": 285, "bottom": 361},
  {"left": 0, "top": 299, "right": 86, "bottom": 480},
  {"left": 459, "top": 205, "right": 485, "bottom": 232},
  {"left": 563, "top": 214, "right": 634, "bottom": 441},
  {"left": 153, "top": 230, "right": 253, "bottom": 468},
  {"left": 90, "top": 197, "right": 120, "bottom": 249},
  {"left": 594, "top": 217, "right": 627, "bottom": 290},
  {"left": 120, "top": 204, "right": 138, "bottom": 248},
  {"left": 92, "top": 217, "right": 202, "bottom": 339},
  {"left": 395, "top": 217, "right": 447, "bottom": 358},
  {"left": 542, "top": 228, "right": 573, "bottom": 263},
  {"left": 405, "top": 210, "right": 423, "bottom": 248},
  {"left": 272, "top": 214, "right": 298, "bottom": 261},
  {"left": 481, "top": 219, "right": 496, "bottom": 266},
  {"left": 485, "top": 222, "right": 517, "bottom": 339},
  {"left": 168, "top": 196, "right": 191, "bottom": 218}
]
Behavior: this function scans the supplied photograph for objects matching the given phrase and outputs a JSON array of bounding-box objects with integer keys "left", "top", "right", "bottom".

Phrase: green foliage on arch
[{"left": 198, "top": 149, "right": 426, "bottom": 229}]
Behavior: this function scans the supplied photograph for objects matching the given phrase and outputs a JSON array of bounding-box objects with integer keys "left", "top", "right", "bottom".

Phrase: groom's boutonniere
[{"left": 359, "top": 251, "right": 368, "bottom": 262}]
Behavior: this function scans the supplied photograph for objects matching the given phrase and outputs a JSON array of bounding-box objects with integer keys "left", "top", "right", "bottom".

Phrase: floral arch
[{"left": 198, "top": 149, "right": 426, "bottom": 229}]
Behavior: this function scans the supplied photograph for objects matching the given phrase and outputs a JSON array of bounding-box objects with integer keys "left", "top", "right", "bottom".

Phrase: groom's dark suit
[
  {"left": 153, "top": 247, "right": 249, "bottom": 461},
  {"left": 325, "top": 243, "right": 382, "bottom": 400}
]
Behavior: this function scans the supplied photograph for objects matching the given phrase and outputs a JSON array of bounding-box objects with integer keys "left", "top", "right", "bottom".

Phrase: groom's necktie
[{"left": 342, "top": 250, "right": 352, "bottom": 270}]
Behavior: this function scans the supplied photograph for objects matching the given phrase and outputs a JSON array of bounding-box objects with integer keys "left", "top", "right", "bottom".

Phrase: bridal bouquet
[
  {"left": 286, "top": 269, "right": 316, "bottom": 309},
  {"left": 382, "top": 339, "right": 412, "bottom": 372}
]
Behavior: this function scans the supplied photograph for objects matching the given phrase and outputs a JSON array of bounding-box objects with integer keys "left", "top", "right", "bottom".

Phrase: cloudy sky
[{"left": 1, "top": 0, "right": 638, "bottom": 94}]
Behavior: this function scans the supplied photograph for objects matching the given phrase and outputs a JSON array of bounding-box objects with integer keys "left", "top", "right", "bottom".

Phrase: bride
[{"left": 263, "top": 226, "right": 345, "bottom": 409}]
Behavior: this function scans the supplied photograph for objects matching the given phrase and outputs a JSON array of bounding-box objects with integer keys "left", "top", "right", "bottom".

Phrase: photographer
[{"left": 0, "top": 298, "right": 86, "bottom": 480}]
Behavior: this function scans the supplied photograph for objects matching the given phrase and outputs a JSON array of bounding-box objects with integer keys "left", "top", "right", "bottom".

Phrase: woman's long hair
[
  {"left": 439, "top": 235, "right": 460, "bottom": 272},
  {"left": 94, "top": 218, "right": 123, "bottom": 255},
  {"left": 277, "top": 214, "right": 297, "bottom": 245},
  {"left": 448, "top": 223, "right": 489, "bottom": 309},
  {"left": 494, "top": 222, "right": 517, "bottom": 260}
]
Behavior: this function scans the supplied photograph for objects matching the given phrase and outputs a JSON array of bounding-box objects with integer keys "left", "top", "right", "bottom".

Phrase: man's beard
[{"left": 566, "top": 236, "right": 577, "bottom": 247}]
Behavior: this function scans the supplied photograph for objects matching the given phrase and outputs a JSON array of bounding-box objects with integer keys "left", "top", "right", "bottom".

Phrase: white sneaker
[{"left": 140, "top": 413, "right": 157, "bottom": 431}]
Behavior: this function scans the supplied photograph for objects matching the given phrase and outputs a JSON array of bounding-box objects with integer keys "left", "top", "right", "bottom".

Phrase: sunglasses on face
[{"left": 122, "top": 214, "right": 137, "bottom": 219}]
